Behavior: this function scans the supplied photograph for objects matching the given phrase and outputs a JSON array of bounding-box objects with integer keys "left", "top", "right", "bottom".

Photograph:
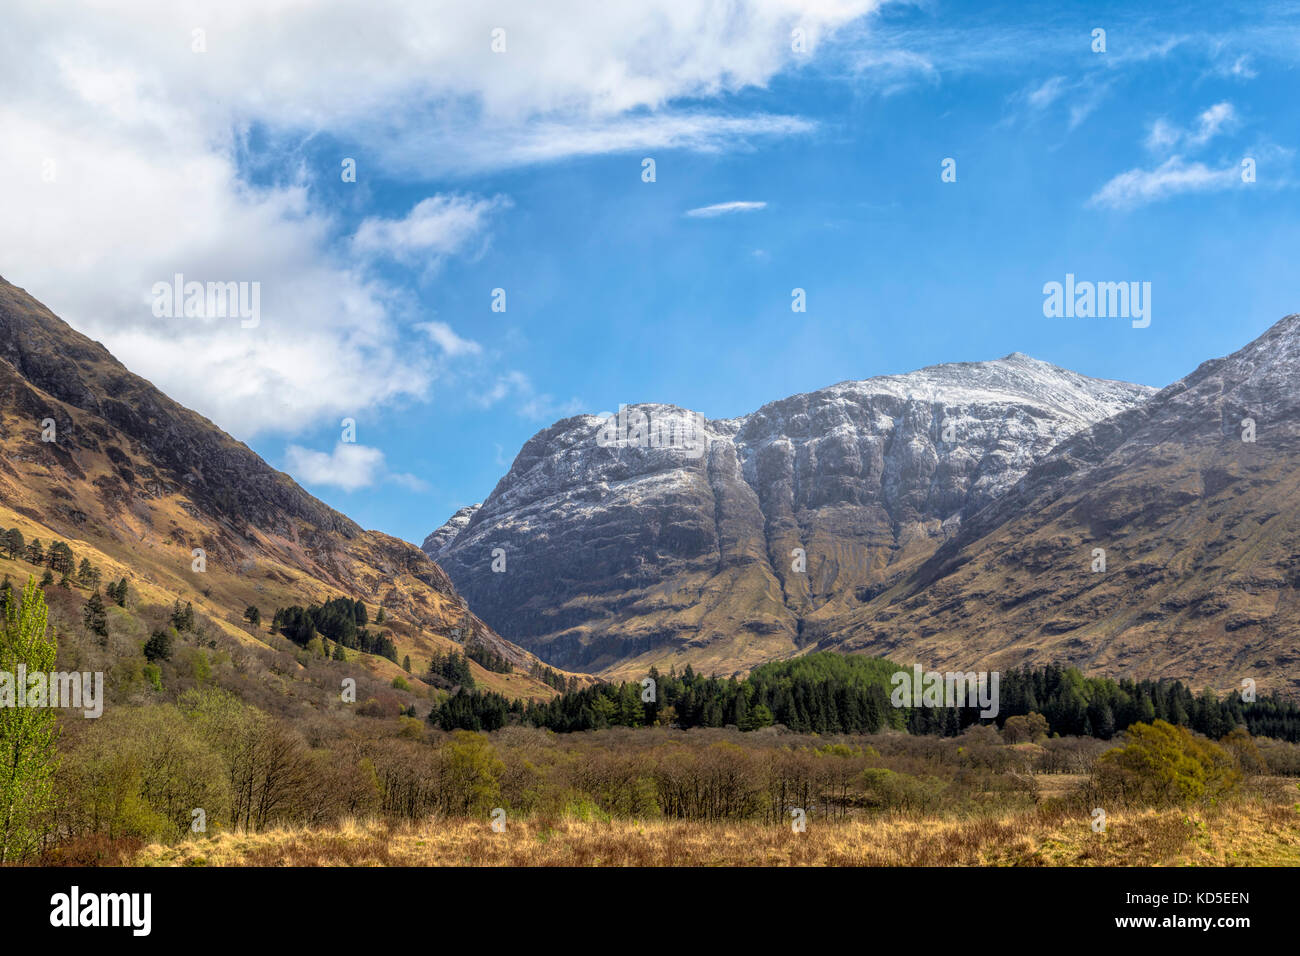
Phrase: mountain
[
  {"left": 0, "top": 275, "right": 564, "bottom": 699},
  {"left": 426, "top": 355, "right": 1154, "bottom": 678},
  {"left": 826, "top": 313, "right": 1300, "bottom": 694}
]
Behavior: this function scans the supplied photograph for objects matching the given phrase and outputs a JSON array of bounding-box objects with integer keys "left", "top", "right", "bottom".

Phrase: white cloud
[
  {"left": 417, "top": 321, "right": 483, "bottom": 358},
  {"left": 1026, "top": 76, "right": 1067, "bottom": 110},
  {"left": 474, "top": 371, "right": 583, "bottom": 422},
  {"left": 1088, "top": 156, "right": 1240, "bottom": 209},
  {"left": 1144, "top": 102, "right": 1237, "bottom": 153},
  {"left": 685, "top": 201, "right": 768, "bottom": 218},
  {"left": 378, "top": 111, "right": 816, "bottom": 176},
  {"left": 0, "top": 0, "right": 885, "bottom": 440},
  {"left": 1190, "top": 102, "right": 1237, "bottom": 146},
  {"left": 284, "top": 442, "right": 429, "bottom": 492},
  {"left": 285, "top": 443, "right": 388, "bottom": 491},
  {"left": 351, "top": 195, "right": 510, "bottom": 266}
]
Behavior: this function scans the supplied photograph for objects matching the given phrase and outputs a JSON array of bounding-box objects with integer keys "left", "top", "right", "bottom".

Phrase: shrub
[{"left": 1091, "top": 720, "right": 1241, "bottom": 808}]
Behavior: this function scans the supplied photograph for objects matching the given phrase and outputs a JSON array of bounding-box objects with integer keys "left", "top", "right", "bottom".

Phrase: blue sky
[{"left": 5, "top": 0, "right": 1299, "bottom": 544}]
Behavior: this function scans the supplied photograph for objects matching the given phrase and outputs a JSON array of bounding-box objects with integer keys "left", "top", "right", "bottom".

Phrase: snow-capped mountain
[
  {"left": 425, "top": 354, "right": 1155, "bottom": 678},
  {"left": 830, "top": 313, "right": 1300, "bottom": 694}
]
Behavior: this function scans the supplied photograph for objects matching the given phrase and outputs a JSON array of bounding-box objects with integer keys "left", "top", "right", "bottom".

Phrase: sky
[{"left": 2, "top": 0, "right": 1299, "bottom": 544}]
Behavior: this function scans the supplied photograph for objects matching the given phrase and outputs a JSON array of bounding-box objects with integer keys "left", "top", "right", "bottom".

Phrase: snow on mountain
[{"left": 425, "top": 353, "right": 1155, "bottom": 676}]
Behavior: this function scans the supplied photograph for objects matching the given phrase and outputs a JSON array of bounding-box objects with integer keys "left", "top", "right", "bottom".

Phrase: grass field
[{"left": 131, "top": 796, "right": 1300, "bottom": 867}]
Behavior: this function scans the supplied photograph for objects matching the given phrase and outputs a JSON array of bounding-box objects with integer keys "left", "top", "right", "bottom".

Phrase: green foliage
[
  {"left": 143, "top": 628, "right": 175, "bottom": 663},
  {"left": 431, "top": 687, "right": 507, "bottom": 731},
  {"left": 46, "top": 541, "right": 75, "bottom": 578},
  {"left": 1092, "top": 720, "right": 1241, "bottom": 808},
  {"left": 272, "top": 597, "right": 396, "bottom": 663},
  {"left": 82, "top": 590, "right": 108, "bottom": 638},
  {"left": 859, "top": 767, "right": 949, "bottom": 813},
  {"left": 464, "top": 640, "right": 512, "bottom": 674},
  {"left": 426, "top": 650, "right": 475, "bottom": 690},
  {"left": 170, "top": 600, "right": 195, "bottom": 632},
  {"left": 3, "top": 529, "right": 25, "bottom": 561},
  {"left": 243, "top": 605, "right": 261, "bottom": 627},
  {"left": 0, "top": 578, "right": 59, "bottom": 862},
  {"left": 437, "top": 731, "right": 504, "bottom": 815},
  {"left": 55, "top": 704, "right": 227, "bottom": 843}
]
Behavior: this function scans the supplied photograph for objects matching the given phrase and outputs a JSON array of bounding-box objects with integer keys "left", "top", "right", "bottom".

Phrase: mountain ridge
[
  {"left": 426, "top": 350, "right": 1156, "bottom": 678},
  {"left": 0, "top": 275, "right": 567, "bottom": 697}
]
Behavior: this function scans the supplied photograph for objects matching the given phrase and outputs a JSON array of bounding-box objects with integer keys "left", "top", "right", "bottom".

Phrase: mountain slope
[
  {"left": 0, "top": 275, "right": 567, "bottom": 700},
  {"left": 826, "top": 313, "right": 1300, "bottom": 694},
  {"left": 427, "top": 355, "right": 1154, "bottom": 678}
]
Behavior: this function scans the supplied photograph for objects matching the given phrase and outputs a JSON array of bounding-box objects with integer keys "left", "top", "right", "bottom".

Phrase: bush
[
  {"left": 859, "top": 767, "right": 948, "bottom": 813},
  {"left": 1091, "top": 720, "right": 1241, "bottom": 808}
]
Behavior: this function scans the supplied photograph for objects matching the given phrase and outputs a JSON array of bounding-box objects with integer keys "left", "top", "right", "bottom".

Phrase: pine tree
[
  {"left": 24, "top": 540, "right": 43, "bottom": 566},
  {"left": 76, "top": 558, "right": 94, "bottom": 589},
  {"left": 0, "top": 578, "right": 59, "bottom": 862},
  {"left": 143, "top": 628, "right": 174, "bottom": 663},
  {"left": 3, "top": 529, "right": 24, "bottom": 561},
  {"left": 171, "top": 600, "right": 195, "bottom": 632},
  {"left": 243, "top": 605, "right": 261, "bottom": 627},
  {"left": 82, "top": 590, "right": 108, "bottom": 638}
]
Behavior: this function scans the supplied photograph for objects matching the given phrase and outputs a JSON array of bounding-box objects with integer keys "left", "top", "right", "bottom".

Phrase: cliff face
[{"left": 427, "top": 355, "right": 1154, "bottom": 677}]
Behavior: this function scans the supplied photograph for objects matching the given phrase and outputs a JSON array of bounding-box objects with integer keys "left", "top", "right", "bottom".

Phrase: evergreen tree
[
  {"left": 24, "top": 540, "right": 43, "bottom": 566},
  {"left": 143, "top": 628, "right": 174, "bottom": 663},
  {"left": 243, "top": 605, "right": 261, "bottom": 627},
  {"left": 82, "top": 590, "right": 108, "bottom": 638},
  {"left": 171, "top": 600, "right": 195, "bottom": 632},
  {"left": 3, "top": 529, "right": 24, "bottom": 561}
]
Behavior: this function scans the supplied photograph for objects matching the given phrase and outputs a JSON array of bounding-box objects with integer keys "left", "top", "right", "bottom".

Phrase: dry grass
[{"left": 132, "top": 798, "right": 1300, "bottom": 867}]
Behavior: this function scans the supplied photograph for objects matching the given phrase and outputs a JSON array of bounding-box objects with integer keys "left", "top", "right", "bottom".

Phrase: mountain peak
[{"left": 427, "top": 349, "right": 1153, "bottom": 676}]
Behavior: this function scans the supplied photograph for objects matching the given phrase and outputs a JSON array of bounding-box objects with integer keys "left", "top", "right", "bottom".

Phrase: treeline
[
  {"left": 1, "top": 529, "right": 126, "bottom": 600},
  {"left": 464, "top": 640, "right": 511, "bottom": 674},
  {"left": 271, "top": 597, "right": 397, "bottom": 664},
  {"left": 430, "top": 653, "right": 1300, "bottom": 742},
  {"left": 530, "top": 661, "right": 581, "bottom": 693},
  {"left": 426, "top": 650, "right": 475, "bottom": 690}
]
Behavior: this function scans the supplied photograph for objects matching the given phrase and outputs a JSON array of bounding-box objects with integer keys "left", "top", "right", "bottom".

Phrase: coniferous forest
[{"left": 430, "top": 652, "right": 1300, "bottom": 741}]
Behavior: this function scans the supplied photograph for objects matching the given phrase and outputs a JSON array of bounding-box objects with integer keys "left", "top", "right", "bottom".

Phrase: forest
[{"left": 429, "top": 652, "right": 1300, "bottom": 741}]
